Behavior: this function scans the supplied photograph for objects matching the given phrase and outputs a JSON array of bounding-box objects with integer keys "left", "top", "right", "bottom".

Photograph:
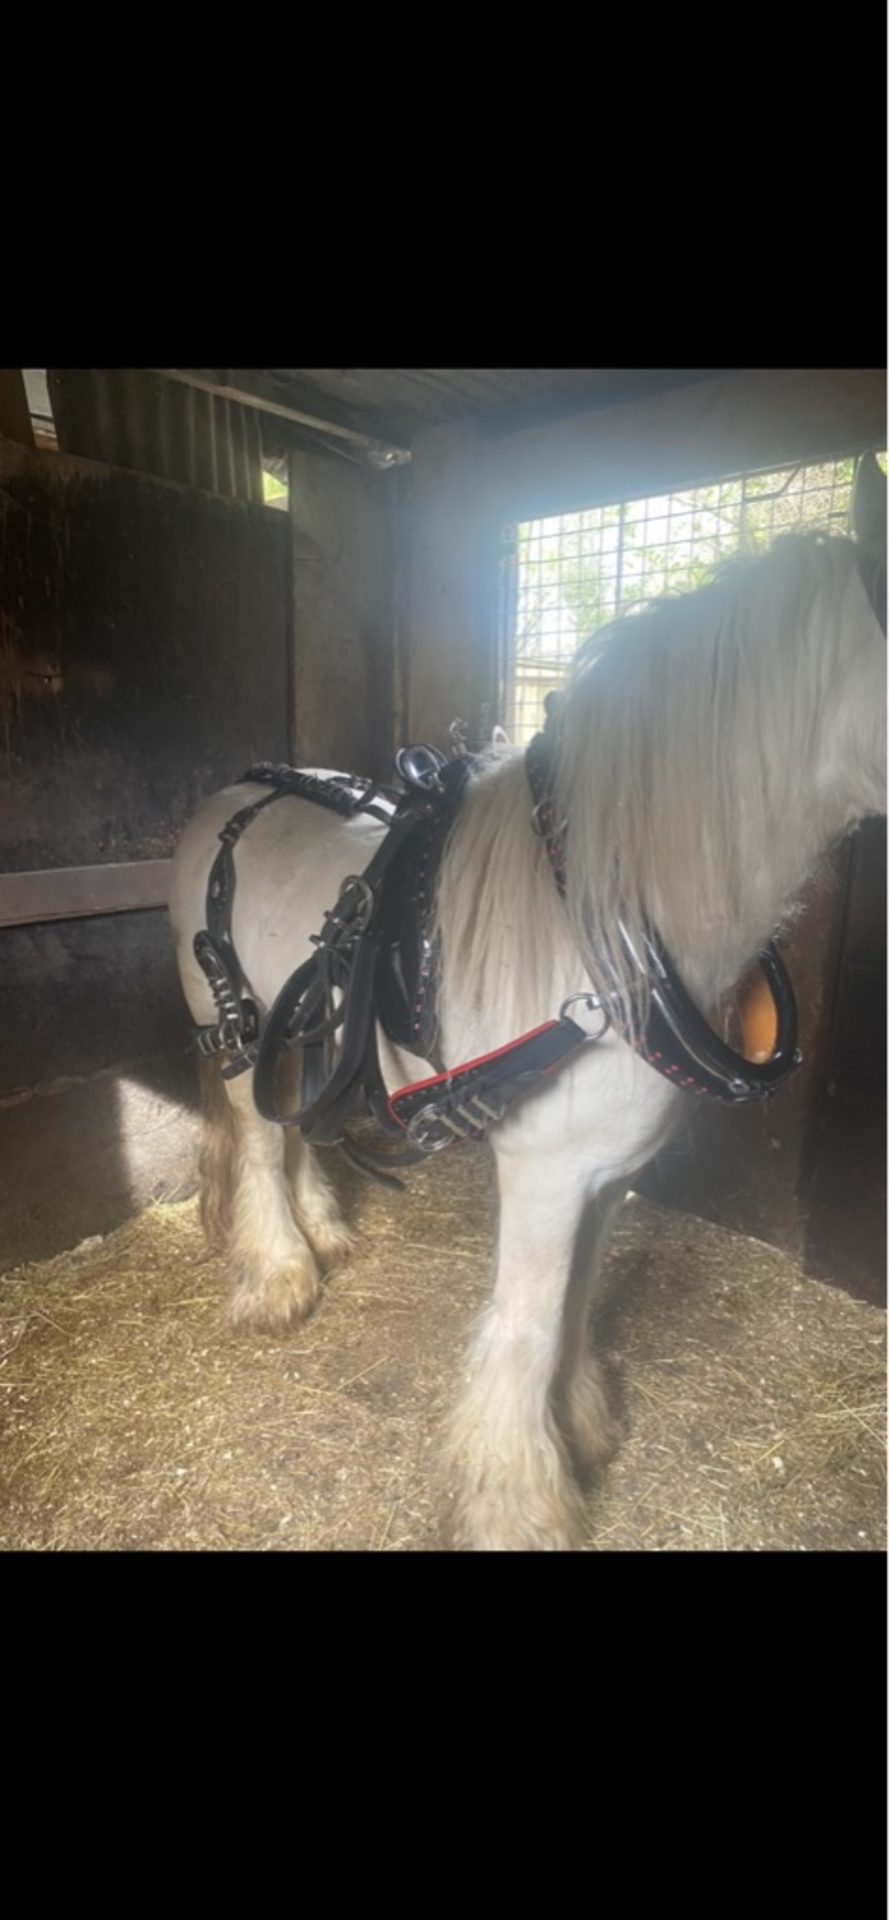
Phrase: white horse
[{"left": 168, "top": 457, "right": 886, "bottom": 1550}]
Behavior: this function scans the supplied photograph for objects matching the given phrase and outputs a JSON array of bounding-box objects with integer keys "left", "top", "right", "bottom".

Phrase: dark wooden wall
[{"left": 0, "top": 442, "right": 289, "bottom": 1268}]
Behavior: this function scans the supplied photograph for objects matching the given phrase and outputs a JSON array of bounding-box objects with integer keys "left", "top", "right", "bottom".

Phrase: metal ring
[
  {"left": 558, "top": 992, "right": 612, "bottom": 1041},
  {"left": 335, "top": 875, "right": 375, "bottom": 931}
]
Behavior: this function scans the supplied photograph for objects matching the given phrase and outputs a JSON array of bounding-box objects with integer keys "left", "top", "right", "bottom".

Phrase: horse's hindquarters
[{"left": 168, "top": 782, "right": 388, "bottom": 1028}]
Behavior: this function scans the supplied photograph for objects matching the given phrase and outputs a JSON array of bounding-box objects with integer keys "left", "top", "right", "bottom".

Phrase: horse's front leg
[
  {"left": 444, "top": 1133, "right": 616, "bottom": 1552},
  {"left": 553, "top": 1180, "right": 629, "bottom": 1478},
  {"left": 221, "top": 1071, "right": 325, "bottom": 1331},
  {"left": 286, "top": 1130, "right": 358, "bottom": 1271}
]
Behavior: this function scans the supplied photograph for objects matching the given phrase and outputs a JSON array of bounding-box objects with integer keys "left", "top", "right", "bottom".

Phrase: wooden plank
[{"left": 0, "top": 861, "right": 172, "bottom": 928}]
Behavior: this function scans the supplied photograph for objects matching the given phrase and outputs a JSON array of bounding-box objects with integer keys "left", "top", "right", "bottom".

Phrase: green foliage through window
[{"left": 502, "top": 456, "right": 876, "bottom": 743}]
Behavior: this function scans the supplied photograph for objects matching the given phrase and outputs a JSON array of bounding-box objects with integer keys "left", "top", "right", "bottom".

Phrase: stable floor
[{"left": 1, "top": 1143, "right": 883, "bottom": 1552}]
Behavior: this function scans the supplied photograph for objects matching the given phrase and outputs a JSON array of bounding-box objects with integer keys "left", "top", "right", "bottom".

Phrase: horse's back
[{"left": 168, "top": 776, "right": 387, "bottom": 1024}]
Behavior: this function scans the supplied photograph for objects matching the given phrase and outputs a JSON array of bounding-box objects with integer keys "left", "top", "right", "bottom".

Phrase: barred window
[{"left": 500, "top": 455, "right": 883, "bottom": 745}]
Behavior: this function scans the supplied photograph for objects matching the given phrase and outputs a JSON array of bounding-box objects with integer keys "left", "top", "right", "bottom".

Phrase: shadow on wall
[
  {"left": 0, "top": 908, "right": 202, "bottom": 1272},
  {"left": 0, "top": 1051, "right": 202, "bottom": 1272}
]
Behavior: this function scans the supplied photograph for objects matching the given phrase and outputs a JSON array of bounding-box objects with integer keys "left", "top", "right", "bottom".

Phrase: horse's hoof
[
  {"left": 445, "top": 1457, "right": 587, "bottom": 1551},
  {"left": 228, "top": 1259, "right": 320, "bottom": 1332},
  {"left": 562, "top": 1356, "right": 624, "bottom": 1476},
  {"left": 304, "top": 1219, "right": 359, "bottom": 1272},
  {"left": 449, "top": 1498, "right": 584, "bottom": 1552}
]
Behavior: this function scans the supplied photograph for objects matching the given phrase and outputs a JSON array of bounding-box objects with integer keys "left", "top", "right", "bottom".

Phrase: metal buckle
[
  {"left": 405, "top": 1103, "right": 463, "bottom": 1151},
  {"left": 530, "top": 800, "right": 568, "bottom": 839},
  {"left": 315, "top": 875, "right": 375, "bottom": 942}
]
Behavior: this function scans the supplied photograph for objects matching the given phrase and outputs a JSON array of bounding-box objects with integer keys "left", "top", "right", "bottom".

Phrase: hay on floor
[{"left": 0, "top": 1141, "right": 884, "bottom": 1550}]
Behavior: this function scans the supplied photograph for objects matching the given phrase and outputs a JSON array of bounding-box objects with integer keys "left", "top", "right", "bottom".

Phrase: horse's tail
[{"left": 197, "top": 1051, "right": 239, "bottom": 1249}]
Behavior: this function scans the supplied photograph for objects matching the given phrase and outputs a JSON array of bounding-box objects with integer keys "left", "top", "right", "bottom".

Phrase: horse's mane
[{"left": 435, "top": 534, "right": 870, "bottom": 1046}]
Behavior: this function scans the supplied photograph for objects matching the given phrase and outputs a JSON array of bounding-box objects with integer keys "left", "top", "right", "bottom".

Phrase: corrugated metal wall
[{"left": 48, "top": 369, "right": 265, "bottom": 503}]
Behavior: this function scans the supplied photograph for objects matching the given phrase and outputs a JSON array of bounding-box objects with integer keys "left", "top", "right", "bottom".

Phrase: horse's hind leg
[{"left": 200, "top": 1059, "right": 323, "bottom": 1331}]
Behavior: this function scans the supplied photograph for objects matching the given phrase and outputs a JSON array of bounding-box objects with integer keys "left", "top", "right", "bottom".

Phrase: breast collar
[
  {"left": 856, "top": 546, "right": 887, "bottom": 636},
  {"left": 524, "top": 718, "right": 802, "bottom": 1105}
]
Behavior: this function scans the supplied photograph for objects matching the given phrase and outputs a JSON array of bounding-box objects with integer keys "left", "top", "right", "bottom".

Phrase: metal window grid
[{"left": 500, "top": 456, "right": 876, "bottom": 745}]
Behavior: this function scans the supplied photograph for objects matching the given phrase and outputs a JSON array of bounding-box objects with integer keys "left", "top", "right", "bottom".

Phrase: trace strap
[{"left": 386, "top": 1000, "right": 610, "bottom": 1149}]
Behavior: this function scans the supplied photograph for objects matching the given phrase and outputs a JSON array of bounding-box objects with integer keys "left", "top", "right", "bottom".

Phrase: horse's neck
[
  {"left": 658, "top": 577, "right": 881, "bottom": 1003},
  {"left": 662, "top": 830, "right": 830, "bottom": 1011}
]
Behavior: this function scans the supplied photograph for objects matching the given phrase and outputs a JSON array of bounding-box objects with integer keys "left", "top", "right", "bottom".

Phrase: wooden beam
[
  {"left": 0, "top": 861, "right": 171, "bottom": 928},
  {"left": 226, "top": 368, "right": 413, "bottom": 453},
  {"left": 475, "top": 368, "right": 887, "bottom": 522},
  {"left": 150, "top": 368, "right": 410, "bottom": 463}
]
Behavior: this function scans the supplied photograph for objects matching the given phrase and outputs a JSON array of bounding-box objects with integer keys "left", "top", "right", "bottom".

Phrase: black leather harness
[
  {"left": 193, "top": 752, "right": 508, "bottom": 1181},
  {"left": 190, "top": 530, "right": 889, "bottom": 1167},
  {"left": 192, "top": 732, "right": 802, "bottom": 1180}
]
